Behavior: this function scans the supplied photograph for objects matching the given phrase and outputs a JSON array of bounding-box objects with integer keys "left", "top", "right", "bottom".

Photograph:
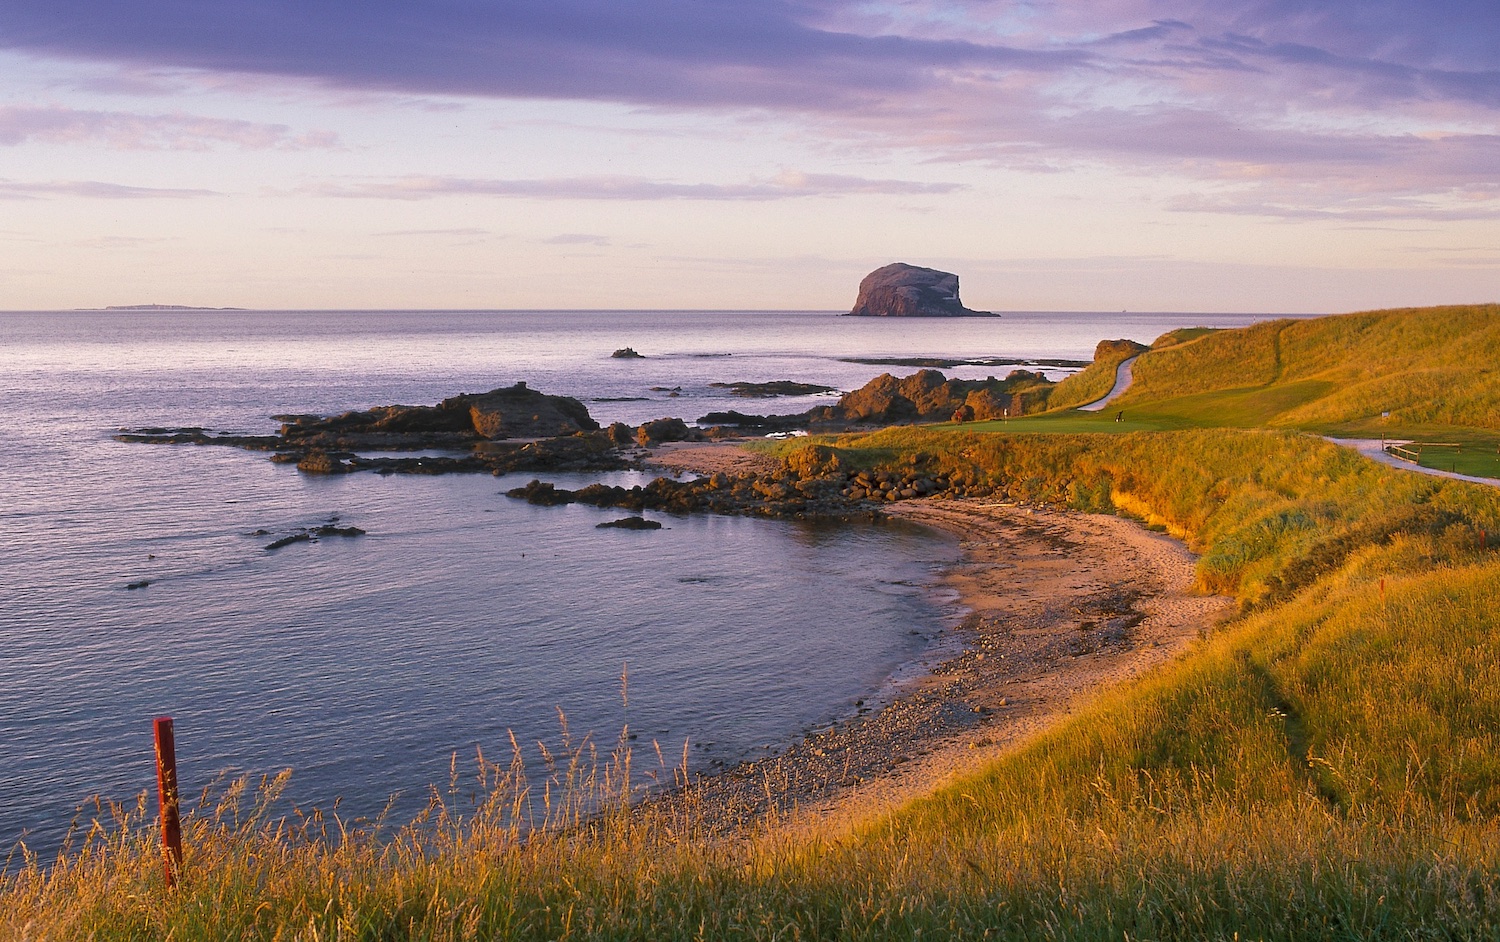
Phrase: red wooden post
[{"left": 154, "top": 717, "right": 183, "bottom": 887}]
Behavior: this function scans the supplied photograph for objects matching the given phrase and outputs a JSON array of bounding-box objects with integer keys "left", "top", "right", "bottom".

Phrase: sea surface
[{"left": 0, "top": 308, "right": 1273, "bottom": 853}]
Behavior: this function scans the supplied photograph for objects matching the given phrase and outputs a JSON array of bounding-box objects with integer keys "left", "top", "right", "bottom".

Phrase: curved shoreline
[{"left": 660, "top": 486, "right": 1233, "bottom": 832}]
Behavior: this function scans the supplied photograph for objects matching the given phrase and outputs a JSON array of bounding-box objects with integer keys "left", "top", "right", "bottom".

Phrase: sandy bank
[
  {"left": 670, "top": 498, "right": 1231, "bottom": 833},
  {"left": 643, "top": 440, "right": 783, "bottom": 476}
]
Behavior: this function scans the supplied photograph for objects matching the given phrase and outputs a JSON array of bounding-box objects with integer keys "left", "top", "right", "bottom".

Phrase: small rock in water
[
  {"left": 312, "top": 524, "right": 366, "bottom": 538},
  {"left": 266, "top": 533, "right": 313, "bottom": 550},
  {"left": 125, "top": 580, "right": 151, "bottom": 590},
  {"left": 611, "top": 347, "right": 645, "bottom": 358},
  {"left": 596, "top": 516, "right": 662, "bottom": 530}
]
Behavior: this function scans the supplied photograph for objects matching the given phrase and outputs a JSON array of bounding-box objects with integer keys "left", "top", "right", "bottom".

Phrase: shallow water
[{"left": 0, "top": 309, "right": 1269, "bottom": 852}]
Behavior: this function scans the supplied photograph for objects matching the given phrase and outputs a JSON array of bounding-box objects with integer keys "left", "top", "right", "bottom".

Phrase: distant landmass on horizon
[{"left": 97, "top": 304, "right": 248, "bottom": 311}]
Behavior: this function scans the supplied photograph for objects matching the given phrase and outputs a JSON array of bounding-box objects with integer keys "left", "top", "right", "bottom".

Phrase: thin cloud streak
[
  {"left": 316, "top": 171, "right": 966, "bottom": 202},
  {"left": 0, "top": 105, "right": 338, "bottom": 150},
  {"left": 0, "top": 179, "right": 220, "bottom": 199}
]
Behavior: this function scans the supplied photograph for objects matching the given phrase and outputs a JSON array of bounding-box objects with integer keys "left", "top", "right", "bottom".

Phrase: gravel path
[
  {"left": 1078, "top": 355, "right": 1139, "bottom": 412},
  {"left": 1327, "top": 437, "right": 1500, "bottom": 487}
]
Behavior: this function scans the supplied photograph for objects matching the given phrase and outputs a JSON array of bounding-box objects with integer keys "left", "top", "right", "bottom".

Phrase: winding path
[
  {"left": 1078, "top": 355, "right": 1139, "bottom": 412},
  {"left": 1326, "top": 438, "right": 1500, "bottom": 488},
  {"left": 1068, "top": 356, "right": 1496, "bottom": 487}
]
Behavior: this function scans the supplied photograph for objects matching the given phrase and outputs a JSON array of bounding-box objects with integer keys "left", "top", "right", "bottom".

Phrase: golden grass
[{"left": 1119, "top": 304, "right": 1500, "bottom": 432}]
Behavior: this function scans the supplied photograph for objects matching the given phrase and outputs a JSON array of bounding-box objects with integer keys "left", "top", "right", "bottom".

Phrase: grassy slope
[
  {"left": 1115, "top": 304, "right": 1500, "bottom": 434},
  {"left": 959, "top": 304, "right": 1500, "bottom": 475}
]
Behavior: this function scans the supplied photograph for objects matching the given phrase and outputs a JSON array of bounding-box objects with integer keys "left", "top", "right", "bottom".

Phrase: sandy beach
[{"left": 651, "top": 447, "right": 1232, "bottom": 831}]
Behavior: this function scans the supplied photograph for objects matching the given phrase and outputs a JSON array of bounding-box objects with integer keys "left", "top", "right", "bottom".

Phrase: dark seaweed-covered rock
[
  {"left": 313, "top": 525, "right": 366, "bottom": 538},
  {"left": 611, "top": 347, "right": 645, "bottom": 359},
  {"left": 265, "top": 524, "right": 366, "bottom": 550},
  {"left": 597, "top": 516, "right": 662, "bottom": 530},
  {"left": 695, "top": 410, "right": 812, "bottom": 431},
  {"left": 709, "top": 381, "right": 837, "bottom": 398}
]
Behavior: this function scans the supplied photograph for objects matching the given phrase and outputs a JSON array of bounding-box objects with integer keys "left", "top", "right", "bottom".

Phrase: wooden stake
[{"left": 154, "top": 717, "right": 183, "bottom": 887}]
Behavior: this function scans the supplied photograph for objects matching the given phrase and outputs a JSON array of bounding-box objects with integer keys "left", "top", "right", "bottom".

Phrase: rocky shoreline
[{"left": 114, "top": 369, "right": 1066, "bottom": 493}]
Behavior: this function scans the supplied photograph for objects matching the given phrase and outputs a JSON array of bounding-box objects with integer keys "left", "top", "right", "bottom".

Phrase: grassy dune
[
  {"left": 1114, "top": 304, "right": 1500, "bottom": 434},
  {"left": 9, "top": 418, "right": 1500, "bottom": 938}
]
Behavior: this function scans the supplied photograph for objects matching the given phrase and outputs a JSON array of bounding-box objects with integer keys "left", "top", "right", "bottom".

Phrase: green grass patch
[{"left": 933, "top": 410, "right": 1185, "bottom": 434}]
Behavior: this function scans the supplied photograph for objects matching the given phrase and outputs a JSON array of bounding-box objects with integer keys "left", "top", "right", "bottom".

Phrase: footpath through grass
[{"left": 9, "top": 424, "right": 1500, "bottom": 939}]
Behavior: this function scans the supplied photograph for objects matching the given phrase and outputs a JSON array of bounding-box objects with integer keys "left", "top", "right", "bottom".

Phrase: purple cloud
[
  {"left": 0, "top": 106, "right": 338, "bottom": 149},
  {"left": 316, "top": 171, "right": 965, "bottom": 201},
  {"left": 0, "top": 1, "right": 1084, "bottom": 110}
]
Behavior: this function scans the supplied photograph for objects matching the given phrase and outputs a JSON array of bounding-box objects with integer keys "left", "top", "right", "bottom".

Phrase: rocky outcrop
[
  {"left": 846, "top": 263, "right": 991, "bottom": 317},
  {"left": 507, "top": 442, "right": 1012, "bottom": 522},
  {"left": 116, "top": 383, "right": 627, "bottom": 476},
  {"left": 636, "top": 417, "right": 695, "bottom": 445},
  {"left": 269, "top": 382, "right": 598, "bottom": 448},
  {"left": 699, "top": 369, "right": 1056, "bottom": 430},
  {"left": 1093, "top": 339, "right": 1149, "bottom": 362},
  {"left": 464, "top": 383, "right": 599, "bottom": 439}
]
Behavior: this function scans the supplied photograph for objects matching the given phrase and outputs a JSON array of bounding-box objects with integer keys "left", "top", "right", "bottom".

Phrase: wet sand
[{"left": 663, "top": 485, "right": 1232, "bottom": 833}]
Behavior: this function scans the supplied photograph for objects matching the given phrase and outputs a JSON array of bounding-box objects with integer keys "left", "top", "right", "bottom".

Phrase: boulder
[
  {"left": 297, "top": 450, "right": 348, "bottom": 474},
  {"left": 460, "top": 383, "right": 599, "bottom": 440},
  {"left": 846, "top": 263, "right": 991, "bottom": 317},
  {"left": 636, "top": 417, "right": 696, "bottom": 445}
]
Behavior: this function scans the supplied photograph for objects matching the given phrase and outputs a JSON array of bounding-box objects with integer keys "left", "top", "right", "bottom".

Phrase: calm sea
[{"left": 0, "top": 309, "right": 1271, "bottom": 852}]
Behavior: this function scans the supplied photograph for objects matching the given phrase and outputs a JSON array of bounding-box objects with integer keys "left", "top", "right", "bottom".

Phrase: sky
[{"left": 1, "top": 0, "right": 1497, "bottom": 312}]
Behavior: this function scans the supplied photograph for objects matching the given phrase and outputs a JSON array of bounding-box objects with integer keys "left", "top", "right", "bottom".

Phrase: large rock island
[{"left": 846, "top": 263, "right": 992, "bottom": 317}]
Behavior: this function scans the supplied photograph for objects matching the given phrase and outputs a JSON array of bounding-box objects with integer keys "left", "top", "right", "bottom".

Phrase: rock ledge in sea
[{"left": 846, "top": 262, "right": 992, "bottom": 317}]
